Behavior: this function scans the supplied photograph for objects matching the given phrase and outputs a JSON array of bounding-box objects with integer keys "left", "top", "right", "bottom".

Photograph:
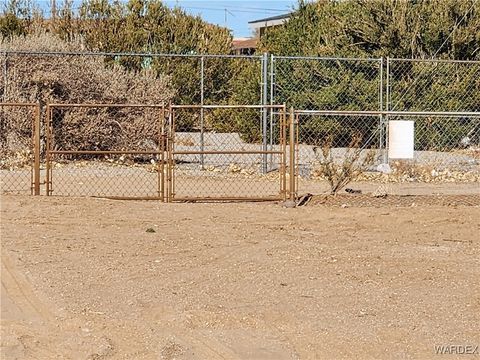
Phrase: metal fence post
[
  {"left": 385, "top": 57, "right": 390, "bottom": 164},
  {"left": 167, "top": 105, "right": 174, "bottom": 202},
  {"left": 159, "top": 106, "right": 165, "bottom": 202},
  {"left": 2, "top": 52, "right": 7, "bottom": 102},
  {"left": 33, "top": 103, "right": 41, "bottom": 195},
  {"left": 200, "top": 56, "right": 205, "bottom": 169},
  {"left": 289, "top": 107, "right": 296, "bottom": 201},
  {"left": 45, "top": 103, "right": 51, "bottom": 196},
  {"left": 262, "top": 52, "right": 268, "bottom": 173},
  {"left": 269, "top": 54, "right": 275, "bottom": 168},
  {"left": 386, "top": 57, "right": 390, "bottom": 111},
  {"left": 281, "top": 104, "right": 287, "bottom": 201},
  {"left": 379, "top": 57, "right": 387, "bottom": 164},
  {"left": 379, "top": 57, "right": 384, "bottom": 112}
]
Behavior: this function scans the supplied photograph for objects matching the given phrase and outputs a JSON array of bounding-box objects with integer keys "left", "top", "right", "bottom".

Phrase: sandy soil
[{"left": 1, "top": 195, "right": 479, "bottom": 359}]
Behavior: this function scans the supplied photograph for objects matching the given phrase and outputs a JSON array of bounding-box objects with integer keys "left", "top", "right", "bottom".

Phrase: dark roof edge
[{"left": 248, "top": 13, "right": 292, "bottom": 24}]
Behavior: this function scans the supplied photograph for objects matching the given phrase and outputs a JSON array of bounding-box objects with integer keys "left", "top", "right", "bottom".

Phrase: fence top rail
[
  {"left": 48, "top": 103, "right": 165, "bottom": 108},
  {"left": 294, "top": 110, "right": 480, "bottom": 117},
  {"left": 273, "top": 55, "right": 382, "bottom": 62},
  {"left": 0, "top": 102, "right": 39, "bottom": 107},
  {"left": 0, "top": 49, "right": 262, "bottom": 59},
  {"left": 172, "top": 150, "right": 284, "bottom": 155},
  {"left": 50, "top": 150, "right": 163, "bottom": 155},
  {"left": 388, "top": 57, "right": 480, "bottom": 64},
  {"left": 171, "top": 104, "right": 286, "bottom": 109}
]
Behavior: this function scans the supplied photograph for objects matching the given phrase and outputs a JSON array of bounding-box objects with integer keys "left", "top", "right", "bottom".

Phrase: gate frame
[
  {"left": 167, "top": 104, "right": 289, "bottom": 202},
  {"left": 45, "top": 103, "right": 167, "bottom": 200}
]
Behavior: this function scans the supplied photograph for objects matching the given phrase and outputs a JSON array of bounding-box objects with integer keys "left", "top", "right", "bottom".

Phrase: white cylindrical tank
[{"left": 388, "top": 120, "right": 414, "bottom": 159}]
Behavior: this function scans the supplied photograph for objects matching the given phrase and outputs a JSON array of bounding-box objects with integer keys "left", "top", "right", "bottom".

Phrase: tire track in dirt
[
  {"left": 1, "top": 253, "right": 55, "bottom": 323},
  {"left": 1, "top": 252, "right": 60, "bottom": 359},
  {"left": 153, "top": 326, "right": 295, "bottom": 360},
  {"left": 1, "top": 252, "right": 118, "bottom": 359}
]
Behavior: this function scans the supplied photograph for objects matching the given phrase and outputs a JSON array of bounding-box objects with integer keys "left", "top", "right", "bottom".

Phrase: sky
[
  {"left": 162, "top": 1, "right": 298, "bottom": 38},
  {"left": 29, "top": 0, "right": 300, "bottom": 38}
]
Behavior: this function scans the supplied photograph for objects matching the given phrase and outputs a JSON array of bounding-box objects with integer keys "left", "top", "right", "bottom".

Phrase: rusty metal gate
[
  {"left": 3, "top": 103, "right": 294, "bottom": 202},
  {"left": 45, "top": 103, "right": 167, "bottom": 200},
  {"left": 0, "top": 102, "right": 41, "bottom": 195},
  {"left": 166, "top": 104, "right": 290, "bottom": 201}
]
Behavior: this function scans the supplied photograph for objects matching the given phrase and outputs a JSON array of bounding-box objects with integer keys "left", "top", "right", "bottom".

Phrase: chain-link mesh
[
  {"left": 1, "top": 51, "right": 264, "bottom": 149},
  {"left": 382, "top": 114, "right": 479, "bottom": 203},
  {"left": 0, "top": 103, "right": 37, "bottom": 194},
  {"left": 169, "top": 106, "right": 287, "bottom": 201},
  {"left": 47, "top": 153, "right": 164, "bottom": 198},
  {"left": 272, "top": 56, "right": 382, "bottom": 111},
  {"left": 1, "top": 51, "right": 479, "bottom": 205},
  {"left": 0, "top": 51, "right": 263, "bottom": 106},
  {"left": 47, "top": 104, "right": 166, "bottom": 199},
  {"left": 388, "top": 59, "right": 480, "bottom": 112},
  {"left": 203, "top": 56, "right": 263, "bottom": 105},
  {"left": 294, "top": 111, "right": 479, "bottom": 206},
  {"left": 1, "top": 52, "right": 173, "bottom": 104},
  {"left": 294, "top": 112, "right": 384, "bottom": 196}
]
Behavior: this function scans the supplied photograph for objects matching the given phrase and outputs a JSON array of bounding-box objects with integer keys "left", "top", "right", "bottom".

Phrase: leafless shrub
[
  {"left": 49, "top": 106, "right": 165, "bottom": 152},
  {"left": 3, "top": 32, "right": 174, "bottom": 104},
  {"left": 1, "top": 32, "right": 175, "bottom": 158},
  {"left": 0, "top": 105, "right": 35, "bottom": 169},
  {"left": 313, "top": 133, "right": 376, "bottom": 195}
]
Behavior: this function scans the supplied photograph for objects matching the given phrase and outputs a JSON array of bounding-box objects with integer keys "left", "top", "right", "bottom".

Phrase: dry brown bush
[
  {"left": 313, "top": 133, "right": 376, "bottom": 195},
  {"left": 1, "top": 32, "right": 174, "bottom": 162}
]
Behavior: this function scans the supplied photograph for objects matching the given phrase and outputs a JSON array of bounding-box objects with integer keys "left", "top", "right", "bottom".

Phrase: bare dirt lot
[{"left": 1, "top": 195, "right": 479, "bottom": 359}]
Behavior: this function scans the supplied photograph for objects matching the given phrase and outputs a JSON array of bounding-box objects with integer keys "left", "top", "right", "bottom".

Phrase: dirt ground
[{"left": 1, "top": 195, "right": 479, "bottom": 359}]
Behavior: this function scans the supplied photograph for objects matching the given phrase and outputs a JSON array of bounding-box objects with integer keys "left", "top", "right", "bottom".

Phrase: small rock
[
  {"left": 281, "top": 200, "right": 296, "bottom": 208},
  {"left": 377, "top": 163, "right": 392, "bottom": 174}
]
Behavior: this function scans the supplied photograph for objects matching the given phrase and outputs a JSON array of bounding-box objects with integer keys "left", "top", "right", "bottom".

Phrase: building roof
[
  {"left": 232, "top": 38, "right": 258, "bottom": 50},
  {"left": 248, "top": 13, "right": 291, "bottom": 25}
]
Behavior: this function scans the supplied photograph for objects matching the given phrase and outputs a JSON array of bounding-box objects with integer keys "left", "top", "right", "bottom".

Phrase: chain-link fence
[
  {"left": 271, "top": 56, "right": 383, "bottom": 111},
  {"left": 383, "top": 112, "right": 479, "bottom": 205},
  {"left": 46, "top": 104, "right": 166, "bottom": 199},
  {"left": 0, "top": 51, "right": 264, "bottom": 106},
  {"left": 383, "top": 59, "right": 479, "bottom": 206},
  {"left": 42, "top": 103, "right": 289, "bottom": 201},
  {"left": 1, "top": 50, "right": 479, "bottom": 205},
  {"left": 168, "top": 105, "right": 288, "bottom": 201},
  {"left": 0, "top": 102, "right": 40, "bottom": 195},
  {"left": 292, "top": 110, "right": 384, "bottom": 198},
  {"left": 291, "top": 110, "right": 479, "bottom": 206},
  {"left": 387, "top": 58, "right": 480, "bottom": 112},
  {"left": 272, "top": 56, "right": 479, "bottom": 206}
]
